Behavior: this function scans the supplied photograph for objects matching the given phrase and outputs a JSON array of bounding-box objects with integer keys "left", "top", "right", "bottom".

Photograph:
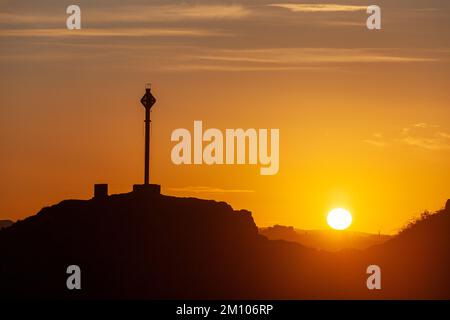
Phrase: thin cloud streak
[
  {"left": 169, "top": 186, "right": 255, "bottom": 193},
  {"left": 364, "top": 140, "right": 388, "bottom": 147},
  {"left": 367, "top": 124, "right": 450, "bottom": 151},
  {"left": 401, "top": 136, "right": 450, "bottom": 150},
  {"left": 0, "top": 13, "right": 61, "bottom": 24},
  {"left": 0, "top": 44, "right": 436, "bottom": 73},
  {"left": 0, "top": 4, "right": 250, "bottom": 27},
  {"left": 364, "top": 133, "right": 388, "bottom": 147},
  {"left": 187, "top": 48, "right": 439, "bottom": 69},
  {"left": 401, "top": 123, "right": 450, "bottom": 150},
  {"left": 267, "top": 4, "right": 367, "bottom": 12},
  {"left": 166, "top": 64, "right": 337, "bottom": 72},
  {"left": 0, "top": 28, "right": 223, "bottom": 38}
]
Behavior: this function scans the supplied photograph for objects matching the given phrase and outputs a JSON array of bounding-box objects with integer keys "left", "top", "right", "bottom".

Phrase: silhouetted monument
[
  {"left": 133, "top": 84, "right": 160, "bottom": 194},
  {"left": 141, "top": 84, "right": 156, "bottom": 184},
  {"left": 93, "top": 84, "right": 160, "bottom": 197}
]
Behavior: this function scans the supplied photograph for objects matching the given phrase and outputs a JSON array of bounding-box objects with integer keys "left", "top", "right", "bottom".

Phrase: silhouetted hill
[
  {"left": 0, "top": 193, "right": 449, "bottom": 299},
  {"left": 0, "top": 220, "right": 13, "bottom": 230},
  {"left": 366, "top": 208, "right": 450, "bottom": 299},
  {"left": 259, "top": 225, "right": 392, "bottom": 251}
]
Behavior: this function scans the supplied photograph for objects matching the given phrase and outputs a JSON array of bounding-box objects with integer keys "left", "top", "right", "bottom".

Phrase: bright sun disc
[{"left": 327, "top": 208, "right": 352, "bottom": 230}]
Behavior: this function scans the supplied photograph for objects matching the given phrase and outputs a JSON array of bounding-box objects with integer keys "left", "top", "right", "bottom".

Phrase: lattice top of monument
[{"left": 140, "top": 85, "right": 156, "bottom": 110}]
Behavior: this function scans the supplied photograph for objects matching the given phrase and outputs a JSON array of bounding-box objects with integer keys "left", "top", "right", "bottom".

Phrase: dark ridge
[{"left": 0, "top": 193, "right": 449, "bottom": 299}]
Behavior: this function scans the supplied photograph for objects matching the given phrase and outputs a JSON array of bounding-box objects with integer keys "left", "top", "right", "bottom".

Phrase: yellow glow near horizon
[{"left": 327, "top": 208, "right": 352, "bottom": 230}]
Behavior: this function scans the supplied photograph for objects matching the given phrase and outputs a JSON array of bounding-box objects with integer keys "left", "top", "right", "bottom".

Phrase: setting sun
[{"left": 327, "top": 208, "right": 352, "bottom": 230}]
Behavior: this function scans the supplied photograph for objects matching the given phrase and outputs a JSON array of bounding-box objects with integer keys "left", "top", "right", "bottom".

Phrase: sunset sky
[{"left": 1, "top": 0, "right": 449, "bottom": 233}]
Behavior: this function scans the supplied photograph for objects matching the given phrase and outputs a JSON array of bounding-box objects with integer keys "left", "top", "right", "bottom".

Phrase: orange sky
[{"left": 1, "top": 0, "right": 449, "bottom": 233}]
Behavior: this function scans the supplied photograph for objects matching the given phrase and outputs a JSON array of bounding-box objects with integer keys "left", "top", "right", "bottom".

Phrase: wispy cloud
[
  {"left": 169, "top": 186, "right": 255, "bottom": 193},
  {"left": 0, "top": 12, "right": 60, "bottom": 24},
  {"left": 0, "top": 40, "right": 439, "bottom": 73},
  {"left": 194, "top": 48, "right": 437, "bottom": 64},
  {"left": 373, "top": 133, "right": 383, "bottom": 138},
  {"left": 318, "top": 20, "right": 365, "bottom": 27},
  {"left": 412, "top": 122, "right": 438, "bottom": 129},
  {"left": 267, "top": 4, "right": 367, "bottom": 12},
  {"left": 438, "top": 132, "right": 450, "bottom": 139},
  {"left": 0, "top": 5, "right": 250, "bottom": 27},
  {"left": 411, "top": 8, "right": 439, "bottom": 12},
  {"left": 162, "top": 4, "right": 250, "bottom": 19},
  {"left": 364, "top": 140, "right": 388, "bottom": 147},
  {"left": 366, "top": 124, "right": 450, "bottom": 150},
  {"left": 400, "top": 123, "right": 450, "bottom": 150},
  {"left": 73, "top": 4, "right": 251, "bottom": 26},
  {"left": 167, "top": 64, "right": 337, "bottom": 72},
  {"left": 401, "top": 137, "right": 450, "bottom": 150},
  {"left": 0, "top": 4, "right": 243, "bottom": 39},
  {"left": 364, "top": 133, "right": 388, "bottom": 147},
  {"left": 168, "top": 48, "right": 439, "bottom": 72},
  {"left": 0, "top": 28, "right": 222, "bottom": 38}
]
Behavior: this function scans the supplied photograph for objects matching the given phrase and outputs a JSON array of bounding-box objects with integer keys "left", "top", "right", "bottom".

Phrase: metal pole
[{"left": 144, "top": 107, "right": 150, "bottom": 185}]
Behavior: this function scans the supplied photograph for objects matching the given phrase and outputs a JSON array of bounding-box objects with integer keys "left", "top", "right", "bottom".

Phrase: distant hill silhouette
[
  {"left": 260, "top": 225, "right": 392, "bottom": 251},
  {"left": 0, "top": 220, "right": 13, "bottom": 230},
  {"left": 366, "top": 208, "right": 450, "bottom": 299},
  {"left": 0, "top": 192, "right": 449, "bottom": 299}
]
